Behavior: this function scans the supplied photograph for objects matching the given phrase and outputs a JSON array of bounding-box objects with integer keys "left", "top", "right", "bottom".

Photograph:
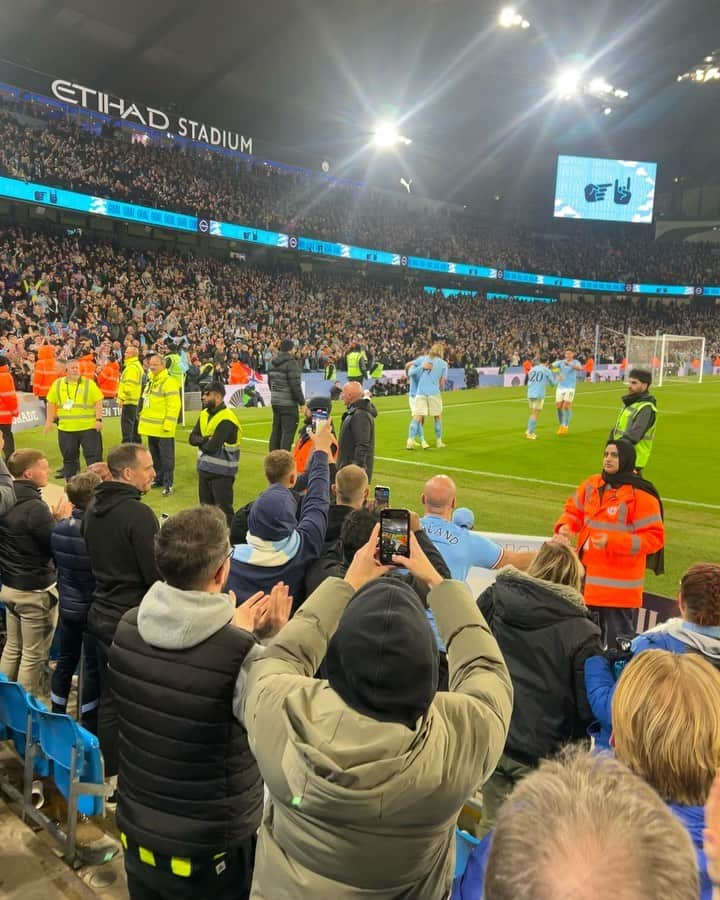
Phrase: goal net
[
  {"left": 626, "top": 334, "right": 662, "bottom": 382},
  {"left": 657, "top": 334, "right": 706, "bottom": 386}
]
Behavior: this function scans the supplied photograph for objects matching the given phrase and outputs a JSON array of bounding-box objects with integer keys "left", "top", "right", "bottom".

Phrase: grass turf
[{"left": 15, "top": 379, "right": 720, "bottom": 597}]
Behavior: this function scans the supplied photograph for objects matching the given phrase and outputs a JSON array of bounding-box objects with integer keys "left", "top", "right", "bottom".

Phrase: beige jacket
[{"left": 240, "top": 577, "right": 513, "bottom": 899}]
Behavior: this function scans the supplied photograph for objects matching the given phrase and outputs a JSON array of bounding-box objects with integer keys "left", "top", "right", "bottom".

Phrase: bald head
[
  {"left": 422, "top": 475, "right": 457, "bottom": 520},
  {"left": 341, "top": 381, "right": 363, "bottom": 406},
  {"left": 335, "top": 465, "right": 369, "bottom": 508}
]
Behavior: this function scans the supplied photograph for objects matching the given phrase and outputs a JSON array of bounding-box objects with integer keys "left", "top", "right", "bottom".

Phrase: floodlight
[
  {"left": 589, "top": 77, "right": 612, "bottom": 95},
  {"left": 372, "top": 121, "right": 411, "bottom": 148},
  {"left": 555, "top": 67, "right": 581, "bottom": 99},
  {"left": 603, "top": 106, "right": 612, "bottom": 115},
  {"left": 498, "top": 6, "right": 529, "bottom": 28}
]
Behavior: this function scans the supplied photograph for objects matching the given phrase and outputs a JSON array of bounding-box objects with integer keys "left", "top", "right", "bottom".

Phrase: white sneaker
[
  {"left": 436, "top": 440, "right": 446, "bottom": 449},
  {"left": 421, "top": 440, "right": 430, "bottom": 449},
  {"left": 406, "top": 439, "right": 418, "bottom": 450},
  {"left": 525, "top": 431, "right": 537, "bottom": 440}
]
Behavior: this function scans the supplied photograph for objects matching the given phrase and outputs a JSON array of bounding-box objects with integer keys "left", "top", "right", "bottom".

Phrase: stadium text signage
[{"left": 50, "top": 80, "right": 252, "bottom": 153}]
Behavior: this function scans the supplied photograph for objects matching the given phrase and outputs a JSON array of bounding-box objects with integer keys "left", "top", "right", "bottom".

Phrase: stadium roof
[{"left": 1, "top": 0, "right": 719, "bottom": 217}]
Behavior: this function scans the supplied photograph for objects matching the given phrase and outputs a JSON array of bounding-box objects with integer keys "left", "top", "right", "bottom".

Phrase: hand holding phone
[
  {"left": 379, "top": 508, "right": 411, "bottom": 565},
  {"left": 374, "top": 485, "right": 390, "bottom": 510}
]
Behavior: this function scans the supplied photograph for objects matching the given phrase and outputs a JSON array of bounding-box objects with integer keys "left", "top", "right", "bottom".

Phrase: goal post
[
  {"left": 625, "top": 333, "right": 662, "bottom": 382},
  {"left": 657, "top": 334, "right": 706, "bottom": 386}
]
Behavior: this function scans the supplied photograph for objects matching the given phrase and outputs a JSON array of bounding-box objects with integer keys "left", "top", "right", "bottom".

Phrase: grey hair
[{"left": 484, "top": 747, "right": 698, "bottom": 900}]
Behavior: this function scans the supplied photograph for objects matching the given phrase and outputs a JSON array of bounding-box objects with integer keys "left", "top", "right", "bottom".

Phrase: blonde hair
[
  {"left": 613, "top": 650, "right": 720, "bottom": 806},
  {"left": 429, "top": 343, "right": 444, "bottom": 358},
  {"left": 527, "top": 542, "right": 584, "bottom": 594}
]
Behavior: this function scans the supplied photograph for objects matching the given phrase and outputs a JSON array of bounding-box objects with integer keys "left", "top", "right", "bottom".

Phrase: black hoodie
[
  {"left": 609, "top": 389, "right": 657, "bottom": 446},
  {"left": 82, "top": 481, "right": 160, "bottom": 644}
]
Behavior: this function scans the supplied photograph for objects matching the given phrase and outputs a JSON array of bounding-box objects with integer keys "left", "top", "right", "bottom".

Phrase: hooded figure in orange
[
  {"left": 32, "top": 344, "right": 62, "bottom": 399},
  {"left": 78, "top": 353, "right": 97, "bottom": 380},
  {"left": 97, "top": 360, "right": 120, "bottom": 398}
]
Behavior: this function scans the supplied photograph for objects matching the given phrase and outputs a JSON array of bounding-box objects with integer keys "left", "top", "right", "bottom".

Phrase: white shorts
[
  {"left": 528, "top": 398, "right": 544, "bottom": 411},
  {"left": 555, "top": 388, "right": 576, "bottom": 404},
  {"left": 409, "top": 395, "right": 421, "bottom": 416},
  {"left": 414, "top": 394, "right": 443, "bottom": 417}
]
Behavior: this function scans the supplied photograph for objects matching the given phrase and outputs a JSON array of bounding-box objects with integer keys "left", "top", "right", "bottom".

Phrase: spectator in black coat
[
  {"left": 268, "top": 340, "right": 305, "bottom": 451},
  {"left": 82, "top": 442, "right": 161, "bottom": 785},
  {"left": 336, "top": 381, "right": 377, "bottom": 480},
  {"left": 49, "top": 470, "right": 101, "bottom": 732},
  {"left": 0, "top": 449, "right": 71, "bottom": 692},
  {"left": 476, "top": 541, "right": 602, "bottom": 833}
]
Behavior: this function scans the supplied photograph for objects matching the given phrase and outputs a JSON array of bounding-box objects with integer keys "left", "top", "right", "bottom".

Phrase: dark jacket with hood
[
  {"left": 82, "top": 481, "right": 160, "bottom": 645},
  {"left": 268, "top": 350, "right": 304, "bottom": 408},
  {"left": 478, "top": 566, "right": 602, "bottom": 766},
  {"left": 0, "top": 456, "right": 15, "bottom": 518},
  {"left": 51, "top": 508, "right": 95, "bottom": 625},
  {"left": 0, "top": 480, "right": 56, "bottom": 591},
  {"left": 337, "top": 398, "right": 377, "bottom": 480},
  {"left": 111, "top": 582, "right": 262, "bottom": 857}
]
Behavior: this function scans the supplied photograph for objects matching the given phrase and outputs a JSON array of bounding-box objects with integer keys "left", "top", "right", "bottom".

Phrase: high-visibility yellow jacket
[
  {"left": 118, "top": 357, "right": 144, "bottom": 404},
  {"left": 138, "top": 370, "right": 181, "bottom": 438},
  {"left": 46, "top": 376, "right": 104, "bottom": 432}
]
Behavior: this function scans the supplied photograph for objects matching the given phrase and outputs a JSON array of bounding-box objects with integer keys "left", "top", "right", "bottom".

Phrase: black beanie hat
[
  {"left": 279, "top": 339, "right": 294, "bottom": 352},
  {"left": 326, "top": 579, "right": 439, "bottom": 729}
]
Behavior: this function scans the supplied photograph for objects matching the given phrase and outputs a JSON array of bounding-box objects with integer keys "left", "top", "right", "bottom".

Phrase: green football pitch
[{"left": 15, "top": 380, "right": 720, "bottom": 597}]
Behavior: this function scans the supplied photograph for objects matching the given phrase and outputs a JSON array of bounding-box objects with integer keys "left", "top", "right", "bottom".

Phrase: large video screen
[{"left": 554, "top": 155, "right": 657, "bottom": 223}]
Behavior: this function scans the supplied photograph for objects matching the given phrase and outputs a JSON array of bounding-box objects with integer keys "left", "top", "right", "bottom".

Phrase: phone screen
[
  {"left": 374, "top": 485, "right": 390, "bottom": 510},
  {"left": 311, "top": 410, "right": 329, "bottom": 433},
  {"left": 379, "top": 509, "right": 410, "bottom": 565}
]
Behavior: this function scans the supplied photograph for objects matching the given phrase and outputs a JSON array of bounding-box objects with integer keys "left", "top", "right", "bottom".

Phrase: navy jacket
[{"left": 51, "top": 508, "right": 95, "bottom": 626}]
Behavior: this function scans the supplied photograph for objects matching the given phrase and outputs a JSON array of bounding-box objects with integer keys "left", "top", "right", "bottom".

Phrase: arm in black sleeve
[
  {"left": 0, "top": 457, "right": 14, "bottom": 517},
  {"left": 188, "top": 418, "right": 204, "bottom": 447},
  {"left": 129, "top": 508, "right": 162, "bottom": 589},
  {"left": 476, "top": 584, "right": 497, "bottom": 629},
  {"left": 201, "top": 420, "right": 238, "bottom": 455},
  {"left": 415, "top": 528, "right": 451, "bottom": 579},
  {"left": 350, "top": 412, "right": 372, "bottom": 472},
  {"left": 28, "top": 502, "right": 56, "bottom": 554},
  {"left": 289, "top": 361, "right": 305, "bottom": 406}
]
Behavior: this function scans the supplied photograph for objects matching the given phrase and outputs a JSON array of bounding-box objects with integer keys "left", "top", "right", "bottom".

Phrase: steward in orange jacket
[
  {"left": 97, "top": 360, "right": 120, "bottom": 398},
  {"left": 229, "top": 361, "right": 250, "bottom": 385},
  {"left": 293, "top": 398, "right": 338, "bottom": 476},
  {"left": 555, "top": 439, "right": 664, "bottom": 612},
  {"left": 78, "top": 353, "right": 97, "bottom": 380},
  {"left": 0, "top": 358, "right": 19, "bottom": 454},
  {"left": 32, "top": 344, "right": 62, "bottom": 398}
]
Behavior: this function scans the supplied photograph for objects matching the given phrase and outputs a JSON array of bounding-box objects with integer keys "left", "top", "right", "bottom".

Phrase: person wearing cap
[
  {"left": 268, "top": 340, "right": 305, "bottom": 452},
  {"left": 610, "top": 367, "right": 658, "bottom": 474},
  {"left": 237, "top": 525, "right": 512, "bottom": 899},
  {"left": 189, "top": 382, "right": 242, "bottom": 526},
  {"left": 226, "top": 424, "right": 333, "bottom": 609},
  {"left": 452, "top": 507, "right": 475, "bottom": 530}
]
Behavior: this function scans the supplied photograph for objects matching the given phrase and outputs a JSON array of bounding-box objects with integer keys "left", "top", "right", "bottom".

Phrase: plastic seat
[
  {"left": 0, "top": 679, "right": 50, "bottom": 776},
  {"left": 455, "top": 827, "right": 482, "bottom": 879},
  {"left": 29, "top": 699, "right": 104, "bottom": 817}
]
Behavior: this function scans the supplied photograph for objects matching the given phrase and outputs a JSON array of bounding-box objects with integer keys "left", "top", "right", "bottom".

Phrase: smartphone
[
  {"left": 311, "top": 410, "right": 329, "bottom": 433},
  {"left": 374, "top": 485, "right": 390, "bottom": 511},
  {"left": 379, "top": 508, "right": 411, "bottom": 565}
]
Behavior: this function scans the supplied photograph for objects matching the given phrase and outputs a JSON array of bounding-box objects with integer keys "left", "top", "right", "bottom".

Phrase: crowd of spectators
[
  {"left": 3, "top": 90, "right": 720, "bottom": 286},
  {"left": 2, "top": 227, "right": 719, "bottom": 386}
]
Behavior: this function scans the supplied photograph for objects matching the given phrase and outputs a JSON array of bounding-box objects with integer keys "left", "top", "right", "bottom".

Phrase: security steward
[
  {"left": 188, "top": 383, "right": 241, "bottom": 525},
  {"left": 117, "top": 346, "right": 144, "bottom": 443},
  {"left": 44, "top": 358, "right": 104, "bottom": 479},
  {"left": 345, "top": 344, "right": 368, "bottom": 384},
  {"left": 138, "top": 354, "right": 181, "bottom": 497},
  {"left": 610, "top": 367, "right": 658, "bottom": 474},
  {"left": 0, "top": 354, "right": 19, "bottom": 458}
]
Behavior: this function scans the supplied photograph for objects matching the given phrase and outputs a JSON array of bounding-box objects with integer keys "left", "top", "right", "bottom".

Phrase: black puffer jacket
[
  {"left": 268, "top": 350, "right": 304, "bottom": 408},
  {"left": 0, "top": 480, "right": 56, "bottom": 590},
  {"left": 478, "top": 566, "right": 602, "bottom": 766},
  {"left": 336, "top": 399, "right": 377, "bottom": 480},
  {"left": 51, "top": 509, "right": 94, "bottom": 626}
]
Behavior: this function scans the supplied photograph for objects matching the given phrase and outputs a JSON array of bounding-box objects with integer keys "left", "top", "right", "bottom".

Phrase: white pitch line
[{"left": 240, "top": 436, "right": 720, "bottom": 510}]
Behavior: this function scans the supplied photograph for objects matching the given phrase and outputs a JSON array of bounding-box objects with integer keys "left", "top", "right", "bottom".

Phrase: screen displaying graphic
[{"left": 554, "top": 156, "right": 657, "bottom": 223}]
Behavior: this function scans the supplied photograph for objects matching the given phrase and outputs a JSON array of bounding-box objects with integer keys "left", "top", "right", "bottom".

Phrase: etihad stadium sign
[{"left": 50, "top": 79, "right": 252, "bottom": 153}]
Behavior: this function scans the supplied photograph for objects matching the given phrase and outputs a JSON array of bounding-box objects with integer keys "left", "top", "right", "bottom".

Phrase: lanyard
[{"left": 63, "top": 378, "right": 82, "bottom": 404}]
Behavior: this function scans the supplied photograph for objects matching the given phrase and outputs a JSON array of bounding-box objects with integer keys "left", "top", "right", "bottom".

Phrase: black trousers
[
  {"left": 94, "top": 636, "right": 119, "bottom": 777},
  {"left": 50, "top": 620, "right": 100, "bottom": 734},
  {"left": 121, "top": 404, "right": 139, "bottom": 444},
  {"left": 0, "top": 423, "right": 14, "bottom": 459},
  {"left": 58, "top": 428, "right": 103, "bottom": 478},
  {"left": 125, "top": 838, "right": 255, "bottom": 900},
  {"left": 587, "top": 605, "right": 636, "bottom": 649},
  {"left": 269, "top": 405, "right": 298, "bottom": 451},
  {"left": 147, "top": 436, "right": 175, "bottom": 488},
  {"left": 198, "top": 471, "right": 235, "bottom": 526}
]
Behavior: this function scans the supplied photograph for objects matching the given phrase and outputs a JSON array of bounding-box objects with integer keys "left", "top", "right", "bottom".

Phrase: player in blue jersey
[
  {"left": 405, "top": 357, "right": 429, "bottom": 450},
  {"left": 525, "top": 355, "right": 557, "bottom": 440},
  {"left": 552, "top": 347, "right": 583, "bottom": 435},
  {"left": 409, "top": 343, "right": 448, "bottom": 449}
]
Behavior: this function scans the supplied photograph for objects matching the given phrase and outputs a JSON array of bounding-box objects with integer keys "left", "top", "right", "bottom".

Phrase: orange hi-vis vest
[
  {"left": 555, "top": 475, "right": 664, "bottom": 609},
  {"left": 293, "top": 427, "right": 338, "bottom": 475},
  {"left": 32, "top": 345, "right": 62, "bottom": 398},
  {"left": 0, "top": 365, "right": 19, "bottom": 425},
  {"left": 97, "top": 360, "right": 120, "bottom": 398},
  {"left": 229, "top": 361, "right": 249, "bottom": 385},
  {"left": 78, "top": 354, "right": 97, "bottom": 380}
]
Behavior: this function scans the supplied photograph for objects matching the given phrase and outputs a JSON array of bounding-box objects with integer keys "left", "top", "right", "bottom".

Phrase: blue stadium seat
[
  {"left": 28, "top": 698, "right": 104, "bottom": 818},
  {"left": 0, "top": 679, "right": 50, "bottom": 775},
  {"left": 455, "top": 827, "right": 482, "bottom": 879}
]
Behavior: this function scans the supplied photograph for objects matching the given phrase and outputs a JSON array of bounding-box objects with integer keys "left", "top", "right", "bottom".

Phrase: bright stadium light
[
  {"left": 555, "top": 67, "right": 582, "bottom": 99},
  {"left": 677, "top": 50, "right": 720, "bottom": 83},
  {"left": 372, "top": 121, "right": 412, "bottom": 148},
  {"left": 499, "top": 6, "right": 530, "bottom": 29}
]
